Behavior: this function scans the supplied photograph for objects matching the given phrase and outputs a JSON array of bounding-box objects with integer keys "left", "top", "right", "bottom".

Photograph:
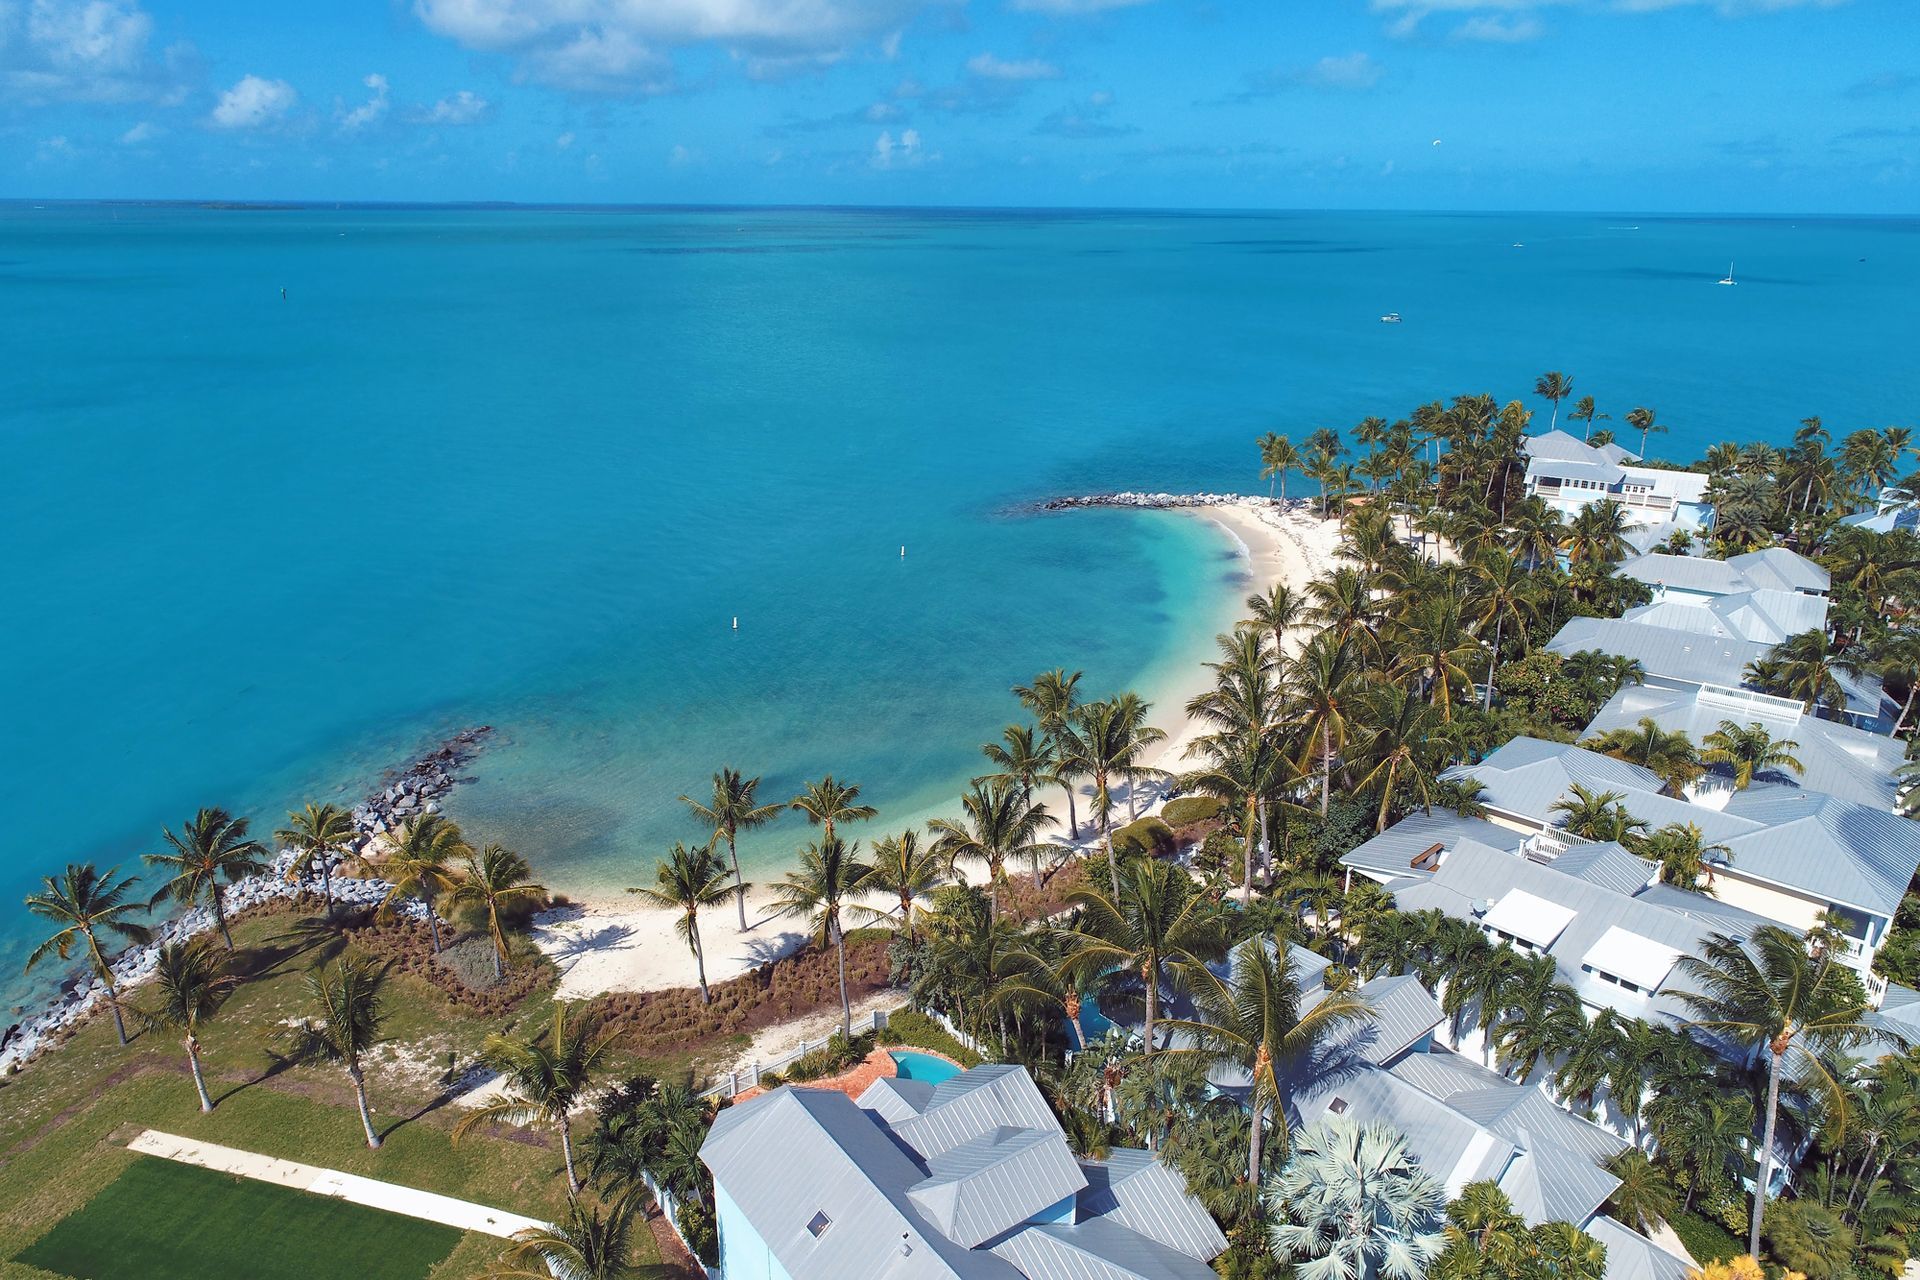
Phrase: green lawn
[{"left": 13, "top": 1158, "right": 462, "bottom": 1280}]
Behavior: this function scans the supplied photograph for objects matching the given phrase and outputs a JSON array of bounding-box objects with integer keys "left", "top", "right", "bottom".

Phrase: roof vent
[
  {"left": 1328, "top": 1098, "right": 1349, "bottom": 1115},
  {"left": 1411, "top": 842, "right": 1445, "bottom": 871},
  {"left": 807, "top": 1212, "right": 832, "bottom": 1239}
]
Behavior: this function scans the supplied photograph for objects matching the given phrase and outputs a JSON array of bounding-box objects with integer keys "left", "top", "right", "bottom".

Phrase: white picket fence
[
  {"left": 697, "top": 1007, "right": 899, "bottom": 1102},
  {"left": 641, "top": 1171, "right": 721, "bottom": 1280}
]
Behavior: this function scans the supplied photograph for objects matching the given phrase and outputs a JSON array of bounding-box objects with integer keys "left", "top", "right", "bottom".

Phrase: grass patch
[
  {"left": 14, "top": 1158, "right": 461, "bottom": 1280},
  {"left": 1668, "top": 1207, "right": 1746, "bottom": 1265}
]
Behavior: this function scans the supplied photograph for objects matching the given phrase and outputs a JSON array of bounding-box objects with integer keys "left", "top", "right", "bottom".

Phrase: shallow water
[{"left": 2, "top": 205, "right": 1914, "bottom": 1001}]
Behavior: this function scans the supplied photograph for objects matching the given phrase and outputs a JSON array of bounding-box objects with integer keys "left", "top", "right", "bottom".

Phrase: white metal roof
[
  {"left": 1581, "top": 925, "right": 1683, "bottom": 993},
  {"left": 1482, "top": 889, "right": 1578, "bottom": 949}
]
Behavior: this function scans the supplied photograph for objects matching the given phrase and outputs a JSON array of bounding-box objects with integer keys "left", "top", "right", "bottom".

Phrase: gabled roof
[
  {"left": 1583, "top": 683, "right": 1903, "bottom": 811},
  {"left": 1727, "top": 547, "right": 1830, "bottom": 595},
  {"left": 1500, "top": 1139, "right": 1624, "bottom": 1228},
  {"left": 989, "top": 1216, "right": 1220, "bottom": 1280},
  {"left": 702, "top": 1087, "right": 1013, "bottom": 1280},
  {"left": 1295, "top": 1066, "right": 1516, "bottom": 1200},
  {"left": 1445, "top": 1085, "right": 1628, "bottom": 1165},
  {"left": 1443, "top": 737, "right": 1667, "bottom": 821},
  {"left": 909, "top": 1127, "right": 1088, "bottom": 1249},
  {"left": 1619, "top": 589, "right": 1828, "bottom": 647},
  {"left": 892, "top": 1066, "right": 1063, "bottom": 1161},
  {"left": 705, "top": 1066, "right": 1228, "bottom": 1280},
  {"left": 1074, "top": 1151, "right": 1231, "bottom": 1262},
  {"left": 1381, "top": 842, "right": 1732, "bottom": 1024},
  {"left": 1587, "top": 1215, "right": 1695, "bottom": 1280},
  {"left": 1341, "top": 810, "right": 1527, "bottom": 883},
  {"left": 1550, "top": 843, "right": 1657, "bottom": 897},
  {"left": 860, "top": 1076, "right": 938, "bottom": 1123},
  {"left": 1866, "top": 982, "right": 1920, "bottom": 1056},
  {"left": 1717, "top": 786, "right": 1920, "bottom": 917}
]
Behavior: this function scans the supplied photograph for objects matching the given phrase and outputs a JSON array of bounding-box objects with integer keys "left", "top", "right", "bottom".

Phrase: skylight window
[{"left": 807, "top": 1211, "right": 832, "bottom": 1238}]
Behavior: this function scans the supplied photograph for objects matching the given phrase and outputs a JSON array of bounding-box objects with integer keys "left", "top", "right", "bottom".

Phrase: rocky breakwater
[
  {"left": 1035, "top": 491, "right": 1279, "bottom": 512},
  {"left": 0, "top": 728, "right": 490, "bottom": 1075},
  {"left": 351, "top": 725, "right": 492, "bottom": 837}
]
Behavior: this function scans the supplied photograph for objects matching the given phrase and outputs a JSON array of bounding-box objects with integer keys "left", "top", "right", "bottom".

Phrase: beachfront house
[
  {"left": 1433, "top": 737, "right": 1920, "bottom": 986},
  {"left": 1520, "top": 431, "right": 1711, "bottom": 528},
  {"left": 1615, "top": 547, "right": 1830, "bottom": 605},
  {"left": 700, "top": 1063, "right": 1228, "bottom": 1280}
]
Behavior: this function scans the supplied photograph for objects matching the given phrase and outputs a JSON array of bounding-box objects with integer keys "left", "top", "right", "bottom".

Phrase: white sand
[{"left": 530, "top": 499, "right": 1344, "bottom": 1002}]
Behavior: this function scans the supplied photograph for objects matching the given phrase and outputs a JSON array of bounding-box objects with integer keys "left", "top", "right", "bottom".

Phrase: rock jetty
[
  {"left": 0, "top": 727, "right": 492, "bottom": 1076},
  {"left": 1035, "top": 491, "right": 1279, "bottom": 512}
]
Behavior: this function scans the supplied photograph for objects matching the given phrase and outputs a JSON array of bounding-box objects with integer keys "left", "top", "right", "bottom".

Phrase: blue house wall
[{"left": 716, "top": 1183, "right": 793, "bottom": 1280}]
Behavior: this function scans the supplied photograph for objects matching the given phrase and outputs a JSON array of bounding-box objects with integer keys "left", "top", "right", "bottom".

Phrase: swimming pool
[{"left": 890, "top": 1050, "right": 962, "bottom": 1084}]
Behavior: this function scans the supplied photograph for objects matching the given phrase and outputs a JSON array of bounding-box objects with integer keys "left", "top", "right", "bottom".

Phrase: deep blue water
[{"left": 2, "top": 205, "right": 1915, "bottom": 1000}]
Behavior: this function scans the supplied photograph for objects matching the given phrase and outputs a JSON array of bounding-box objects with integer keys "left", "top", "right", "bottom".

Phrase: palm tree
[
  {"left": 1159, "top": 936, "right": 1372, "bottom": 1196},
  {"left": 1015, "top": 668, "right": 1085, "bottom": 837},
  {"left": 1676, "top": 925, "right": 1873, "bottom": 1257},
  {"left": 1352, "top": 683, "right": 1444, "bottom": 833},
  {"left": 145, "top": 807, "right": 267, "bottom": 951},
  {"left": 1265, "top": 1116, "right": 1448, "bottom": 1280},
  {"left": 1758, "top": 630, "right": 1866, "bottom": 719},
  {"left": 276, "top": 802, "right": 356, "bottom": 923},
  {"left": 1639, "top": 822, "right": 1731, "bottom": 894},
  {"left": 627, "top": 842, "right": 734, "bottom": 1002},
  {"left": 281, "top": 957, "right": 389, "bottom": 1148},
  {"left": 487, "top": 1191, "right": 649, "bottom": 1280},
  {"left": 1565, "top": 500, "right": 1633, "bottom": 571},
  {"left": 1605, "top": 1149, "right": 1677, "bottom": 1236},
  {"left": 450, "top": 843, "right": 547, "bottom": 980},
  {"left": 24, "top": 863, "right": 151, "bottom": 1045},
  {"left": 1291, "top": 633, "right": 1367, "bottom": 817},
  {"left": 1060, "top": 696, "right": 1167, "bottom": 898},
  {"left": 789, "top": 775, "right": 877, "bottom": 845},
  {"left": 1578, "top": 718, "right": 1703, "bottom": 793},
  {"left": 1246, "top": 583, "right": 1305, "bottom": 658},
  {"left": 977, "top": 723, "right": 1056, "bottom": 809},
  {"left": 139, "top": 939, "right": 237, "bottom": 1112},
  {"left": 1552, "top": 1008, "right": 1624, "bottom": 1117},
  {"left": 1568, "top": 395, "right": 1609, "bottom": 443},
  {"left": 1056, "top": 857, "right": 1228, "bottom": 1054},
  {"left": 926, "top": 780, "right": 1053, "bottom": 921},
  {"left": 1534, "top": 371, "right": 1573, "bottom": 431},
  {"left": 1261, "top": 433, "right": 1303, "bottom": 506},
  {"left": 770, "top": 837, "right": 872, "bottom": 1041},
  {"left": 681, "top": 768, "right": 784, "bottom": 932},
  {"left": 1548, "top": 783, "right": 1649, "bottom": 844},
  {"left": 1701, "top": 719, "right": 1805, "bottom": 789},
  {"left": 379, "top": 813, "right": 467, "bottom": 953},
  {"left": 1625, "top": 406, "right": 1667, "bottom": 459},
  {"left": 858, "top": 830, "right": 945, "bottom": 941},
  {"left": 456, "top": 1002, "right": 616, "bottom": 1197}
]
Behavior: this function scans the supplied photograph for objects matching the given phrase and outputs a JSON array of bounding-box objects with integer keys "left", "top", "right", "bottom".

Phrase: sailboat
[{"left": 1718, "top": 260, "right": 1737, "bottom": 286}]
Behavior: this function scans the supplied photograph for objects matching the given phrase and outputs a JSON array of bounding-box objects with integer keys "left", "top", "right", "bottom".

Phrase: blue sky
[{"left": 2, "top": 0, "right": 1914, "bottom": 210}]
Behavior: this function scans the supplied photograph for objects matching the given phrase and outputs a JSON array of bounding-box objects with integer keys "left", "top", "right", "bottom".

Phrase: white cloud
[
  {"left": 871, "top": 126, "right": 928, "bottom": 168},
  {"left": 668, "top": 142, "right": 699, "bottom": 165},
  {"left": 966, "top": 52, "right": 1061, "bottom": 81},
  {"left": 1296, "top": 52, "right": 1384, "bottom": 90},
  {"left": 555, "top": 129, "right": 576, "bottom": 149},
  {"left": 1368, "top": 0, "right": 1848, "bottom": 14},
  {"left": 1455, "top": 13, "right": 1545, "bottom": 37},
  {"left": 1, "top": 0, "right": 181, "bottom": 104},
  {"left": 209, "top": 74, "right": 297, "bottom": 129},
  {"left": 413, "top": 0, "right": 923, "bottom": 92},
  {"left": 119, "top": 119, "right": 156, "bottom": 143},
  {"left": 420, "top": 88, "right": 491, "bottom": 123},
  {"left": 340, "top": 72, "right": 390, "bottom": 130}
]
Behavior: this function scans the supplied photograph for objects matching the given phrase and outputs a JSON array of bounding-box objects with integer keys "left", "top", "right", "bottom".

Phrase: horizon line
[{"left": 2, "top": 197, "right": 1916, "bottom": 222}]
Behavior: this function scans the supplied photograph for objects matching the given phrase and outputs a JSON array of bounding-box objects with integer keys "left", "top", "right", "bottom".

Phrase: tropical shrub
[
  {"left": 677, "top": 1199, "right": 718, "bottom": 1265},
  {"left": 1161, "top": 796, "right": 1225, "bottom": 830},
  {"left": 883, "top": 1008, "right": 985, "bottom": 1067},
  {"left": 1111, "top": 816, "right": 1176, "bottom": 860}
]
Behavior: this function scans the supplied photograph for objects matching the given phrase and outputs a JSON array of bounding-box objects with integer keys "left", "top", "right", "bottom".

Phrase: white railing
[
  {"left": 1696, "top": 683, "right": 1805, "bottom": 721},
  {"left": 1521, "top": 828, "right": 1594, "bottom": 863},
  {"left": 698, "top": 1006, "right": 901, "bottom": 1101}
]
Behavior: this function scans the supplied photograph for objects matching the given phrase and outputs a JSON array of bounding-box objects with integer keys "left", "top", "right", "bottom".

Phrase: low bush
[
  {"left": 349, "top": 918, "right": 549, "bottom": 1016},
  {"left": 1161, "top": 796, "right": 1225, "bottom": 829},
  {"left": 676, "top": 1199, "right": 718, "bottom": 1266},
  {"left": 1111, "top": 817, "right": 1175, "bottom": 860},
  {"left": 884, "top": 1008, "right": 985, "bottom": 1067},
  {"left": 784, "top": 1031, "right": 874, "bottom": 1082}
]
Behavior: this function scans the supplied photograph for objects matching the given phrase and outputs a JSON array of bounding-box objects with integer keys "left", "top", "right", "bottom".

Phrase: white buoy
[
  {"left": 900, "top": 545, "right": 906, "bottom": 558},
  {"left": 732, "top": 616, "right": 738, "bottom": 631}
]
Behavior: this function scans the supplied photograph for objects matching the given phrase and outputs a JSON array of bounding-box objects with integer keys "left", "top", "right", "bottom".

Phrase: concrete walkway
[{"left": 128, "top": 1129, "right": 547, "bottom": 1239}]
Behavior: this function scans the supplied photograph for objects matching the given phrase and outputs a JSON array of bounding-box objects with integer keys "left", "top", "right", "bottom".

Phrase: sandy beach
[{"left": 529, "top": 497, "right": 1344, "bottom": 1003}]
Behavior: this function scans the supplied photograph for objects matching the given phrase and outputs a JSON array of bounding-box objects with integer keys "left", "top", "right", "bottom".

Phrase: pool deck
[
  {"left": 731, "top": 1044, "right": 963, "bottom": 1104},
  {"left": 125, "top": 1129, "right": 546, "bottom": 1239}
]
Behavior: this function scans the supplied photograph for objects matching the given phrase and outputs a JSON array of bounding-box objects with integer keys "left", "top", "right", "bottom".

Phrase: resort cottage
[
  {"left": 700, "top": 1063, "right": 1228, "bottom": 1280},
  {"left": 1520, "top": 431, "right": 1711, "bottom": 528}
]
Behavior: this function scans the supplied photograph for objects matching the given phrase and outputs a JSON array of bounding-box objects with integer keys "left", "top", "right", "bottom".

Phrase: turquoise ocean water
[{"left": 2, "top": 206, "right": 1916, "bottom": 1001}]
